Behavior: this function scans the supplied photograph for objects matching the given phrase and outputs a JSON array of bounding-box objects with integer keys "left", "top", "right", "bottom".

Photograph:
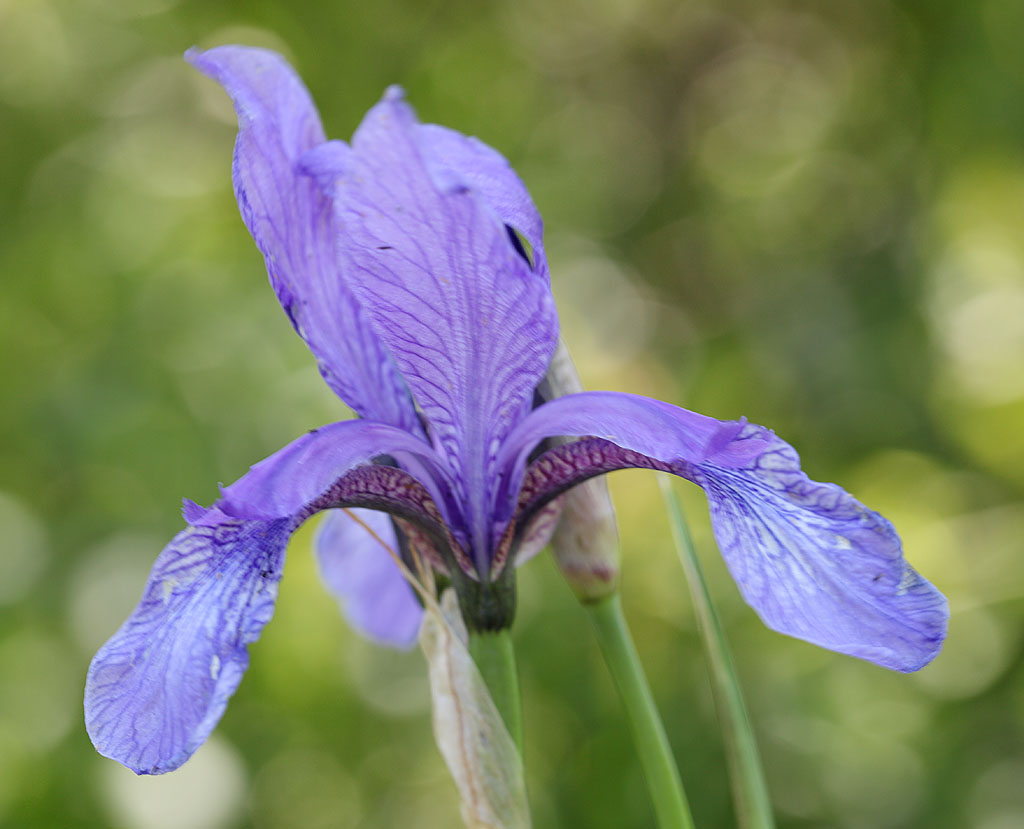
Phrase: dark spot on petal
[{"left": 377, "top": 245, "right": 393, "bottom": 250}]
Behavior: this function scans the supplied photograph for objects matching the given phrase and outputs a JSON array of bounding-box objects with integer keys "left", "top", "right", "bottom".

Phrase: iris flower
[{"left": 84, "top": 45, "right": 948, "bottom": 776}]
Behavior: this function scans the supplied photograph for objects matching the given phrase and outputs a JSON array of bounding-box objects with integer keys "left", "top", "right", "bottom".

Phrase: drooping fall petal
[
  {"left": 85, "top": 517, "right": 292, "bottom": 774},
  {"left": 689, "top": 424, "right": 948, "bottom": 671},
  {"left": 196, "top": 419, "right": 448, "bottom": 526},
  {"left": 503, "top": 392, "right": 947, "bottom": 670}
]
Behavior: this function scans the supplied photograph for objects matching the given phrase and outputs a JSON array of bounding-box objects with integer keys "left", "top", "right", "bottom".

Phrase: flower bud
[{"left": 553, "top": 477, "right": 620, "bottom": 601}]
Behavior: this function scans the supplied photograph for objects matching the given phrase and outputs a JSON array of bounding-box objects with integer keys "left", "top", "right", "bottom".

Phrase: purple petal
[
  {"left": 417, "top": 124, "right": 548, "bottom": 278},
  {"left": 497, "top": 390, "right": 766, "bottom": 524},
  {"left": 185, "top": 46, "right": 418, "bottom": 432},
  {"left": 193, "top": 419, "right": 448, "bottom": 525},
  {"left": 85, "top": 517, "right": 292, "bottom": 774},
  {"left": 315, "top": 509, "right": 422, "bottom": 649},
  {"left": 689, "top": 424, "right": 948, "bottom": 671},
  {"left": 189, "top": 421, "right": 471, "bottom": 571},
  {"left": 505, "top": 392, "right": 947, "bottom": 670},
  {"left": 516, "top": 437, "right": 669, "bottom": 522},
  {"left": 337, "top": 87, "right": 559, "bottom": 570}
]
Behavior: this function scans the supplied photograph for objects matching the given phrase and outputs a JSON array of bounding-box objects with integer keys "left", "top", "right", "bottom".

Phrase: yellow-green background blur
[{"left": 2, "top": 0, "right": 1023, "bottom": 826}]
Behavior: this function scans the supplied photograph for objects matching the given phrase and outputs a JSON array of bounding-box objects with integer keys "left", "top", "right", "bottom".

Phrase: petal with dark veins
[
  {"left": 689, "top": 424, "right": 948, "bottom": 671},
  {"left": 190, "top": 419, "right": 448, "bottom": 526},
  {"left": 501, "top": 393, "right": 946, "bottom": 670},
  {"left": 85, "top": 517, "right": 292, "bottom": 774},
  {"left": 497, "top": 390, "right": 764, "bottom": 525}
]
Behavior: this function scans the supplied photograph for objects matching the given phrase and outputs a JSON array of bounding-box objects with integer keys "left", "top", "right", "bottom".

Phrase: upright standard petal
[
  {"left": 315, "top": 508, "right": 422, "bottom": 649},
  {"left": 338, "top": 88, "right": 559, "bottom": 569},
  {"left": 186, "top": 46, "right": 418, "bottom": 432},
  {"left": 85, "top": 517, "right": 292, "bottom": 774},
  {"left": 417, "top": 124, "right": 548, "bottom": 279},
  {"left": 687, "top": 425, "right": 949, "bottom": 671}
]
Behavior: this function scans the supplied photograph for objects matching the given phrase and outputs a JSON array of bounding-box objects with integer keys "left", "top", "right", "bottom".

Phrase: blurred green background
[{"left": 2, "top": 0, "right": 1023, "bottom": 826}]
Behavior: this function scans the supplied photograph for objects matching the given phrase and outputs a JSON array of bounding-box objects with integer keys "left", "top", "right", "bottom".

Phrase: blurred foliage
[{"left": 1, "top": 0, "right": 1023, "bottom": 826}]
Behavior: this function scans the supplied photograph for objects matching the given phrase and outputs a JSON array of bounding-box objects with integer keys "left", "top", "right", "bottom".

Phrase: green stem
[
  {"left": 587, "top": 594, "right": 695, "bottom": 829},
  {"left": 659, "top": 476, "right": 775, "bottom": 829},
  {"left": 468, "top": 630, "right": 523, "bottom": 753}
]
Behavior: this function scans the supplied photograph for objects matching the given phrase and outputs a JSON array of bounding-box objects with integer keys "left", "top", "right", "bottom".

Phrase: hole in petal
[{"left": 505, "top": 225, "right": 535, "bottom": 270}]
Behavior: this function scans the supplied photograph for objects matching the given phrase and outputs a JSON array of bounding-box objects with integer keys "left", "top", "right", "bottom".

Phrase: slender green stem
[
  {"left": 587, "top": 594, "right": 695, "bottom": 829},
  {"left": 468, "top": 630, "right": 523, "bottom": 753},
  {"left": 659, "top": 475, "right": 775, "bottom": 829}
]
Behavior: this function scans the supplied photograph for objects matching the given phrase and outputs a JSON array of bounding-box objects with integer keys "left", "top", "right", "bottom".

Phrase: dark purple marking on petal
[
  {"left": 495, "top": 391, "right": 766, "bottom": 536},
  {"left": 304, "top": 463, "right": 444, "bottom": 523},
  {"left": 337, "top": 87, "right": 559, "bottom": 573},
  {"left": 688, "top": 423, "right": 949, "bottom": 672},
  {"left": 186, "top": 47, "right": 418, "bottom": 433},
  {"left": 193, "top": 419, "right": 448, "bottom": 525},
  {"left": 185, "top": 420, "right": 473, "bottom": 575},
  {"left": 305, "top": 464, "right": 474, "bottom": 576},
  {"left": 516, "top": 437, "right": 668, "bottom": 530},
  {"left": 491, "top": 439, "right": 639, "bottom": 579},
  {"left": 85, "top": 517, "right": 292, "bottom": 774}
]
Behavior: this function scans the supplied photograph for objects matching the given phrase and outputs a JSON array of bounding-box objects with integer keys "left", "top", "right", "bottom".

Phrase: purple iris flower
[{"left": 84, "top": 45, "right": 948, "bottom": 776}]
